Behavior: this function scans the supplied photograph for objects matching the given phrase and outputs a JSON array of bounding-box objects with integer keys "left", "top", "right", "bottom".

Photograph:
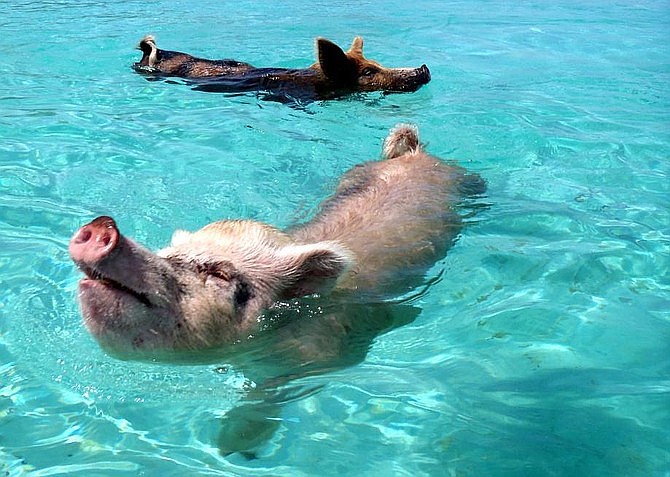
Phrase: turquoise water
[{"left": 1, "top": 0, "right": 669, "bottom": 475}]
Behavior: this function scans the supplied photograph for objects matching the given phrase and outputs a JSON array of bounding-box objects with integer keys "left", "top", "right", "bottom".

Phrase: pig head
[
  {"left": 310, "top": 36, "right": 431, "bottom": 94},
  {"left": 69, "top": 218, "right": 352, "bottom": 356}
]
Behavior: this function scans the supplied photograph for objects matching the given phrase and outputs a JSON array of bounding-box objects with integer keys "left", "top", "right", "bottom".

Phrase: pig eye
[
  {"left": 361, "top": 67, "right": 379, "bottom": 77},
  {"left": 234, "top": 280, "right": 253, "bottom": 310},
  {"left": 196, "top": 262, "right": 232, "bottom": 282},
  {"left": 208, "top": 270, "right": 230, "bottom": 282}
]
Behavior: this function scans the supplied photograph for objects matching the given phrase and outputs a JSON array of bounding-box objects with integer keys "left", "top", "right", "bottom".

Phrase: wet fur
[{"left": 290, "top": 124, "right": 483, "bottom": 297}]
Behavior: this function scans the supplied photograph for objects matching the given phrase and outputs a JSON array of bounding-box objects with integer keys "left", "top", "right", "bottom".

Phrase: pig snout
[
  {"left": 69, "top": 216, "right": 120, "bottom": 265},
  {"left": 416, "top": 64, "right": 431, "bottom": 84},
  {"left": 389, "top": 64, "right": 431, "bottom": 93}
]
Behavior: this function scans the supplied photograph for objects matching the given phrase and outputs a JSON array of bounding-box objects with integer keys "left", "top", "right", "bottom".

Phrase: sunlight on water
[{"left": 1, "top": 0, "right": 669, "bottom": 476}]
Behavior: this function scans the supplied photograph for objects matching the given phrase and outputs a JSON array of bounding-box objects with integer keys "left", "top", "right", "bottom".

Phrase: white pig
[{"left": 69, "top": 124, "right": 485, "bottom": 359}]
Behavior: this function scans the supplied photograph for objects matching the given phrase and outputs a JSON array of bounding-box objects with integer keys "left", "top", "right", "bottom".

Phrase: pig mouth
[{"left": 79, "top": 265, "right": 153, "bottom": 308}]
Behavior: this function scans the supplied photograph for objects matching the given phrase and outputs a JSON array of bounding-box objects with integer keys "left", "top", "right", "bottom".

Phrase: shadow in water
[
  {"left": 209, "top": 299, "right": 421, "bottom": 457},
  {"left": 446, "top": 367, "right": 670, "bottom": 476}
]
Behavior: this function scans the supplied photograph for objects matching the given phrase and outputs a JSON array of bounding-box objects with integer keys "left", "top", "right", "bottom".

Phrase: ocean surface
[{"left": 1, "top": 1, "right": 669, "bottom": 476}]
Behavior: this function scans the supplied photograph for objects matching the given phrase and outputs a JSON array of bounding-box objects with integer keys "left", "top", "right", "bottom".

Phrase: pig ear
[
  {"left": 277, "top": 242, "right": 353, "bottom": 299},
  {"left": 317, "top": 38, "right": 357, "bottom": 85},
  {"left": 348, "top": 36, "right": 364, "bottom": 56},
  {"left": 170, "top": 229, "right": 192, "bottom": 247}
]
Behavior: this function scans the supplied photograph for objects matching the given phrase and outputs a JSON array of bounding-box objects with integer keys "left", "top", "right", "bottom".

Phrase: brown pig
[
  {"left": 69, "top": 125, "right": 484, "bottom": 359},
  {"left": 133, "top": 35, "right": 431, "bottom": 101}
]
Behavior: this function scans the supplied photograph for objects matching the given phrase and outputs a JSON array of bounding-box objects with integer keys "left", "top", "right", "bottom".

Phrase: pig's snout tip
[
  {"left": 419, "top": 64, "right": 431, "bottom": 82},
  {"left": 69, "top": 215, "right": 120, "bottom": 264}
]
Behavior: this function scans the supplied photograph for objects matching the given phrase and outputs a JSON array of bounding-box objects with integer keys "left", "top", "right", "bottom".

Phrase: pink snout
[{"left": 69, "top": 216, "right": 120, "bottom": 265}]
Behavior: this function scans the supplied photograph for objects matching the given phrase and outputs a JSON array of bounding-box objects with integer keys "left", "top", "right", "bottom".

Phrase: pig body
[
  {"left": 133, "top": 35, "right": 254, "bottom": 78},
  {"left": 133, "top": 36, "right": 431, "bottom": 101}
]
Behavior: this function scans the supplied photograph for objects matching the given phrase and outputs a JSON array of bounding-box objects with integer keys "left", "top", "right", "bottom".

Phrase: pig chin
[{"left": 77, "top": 278, "right": 168, "bottom": 350}]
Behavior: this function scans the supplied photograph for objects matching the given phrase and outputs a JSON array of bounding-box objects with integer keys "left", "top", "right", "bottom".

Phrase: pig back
[{"left": 290, "top": 151, "right": 481, "bottom": 300}]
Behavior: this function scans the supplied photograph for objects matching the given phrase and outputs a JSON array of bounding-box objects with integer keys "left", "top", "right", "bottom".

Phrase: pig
[
  {"left": 69, "top": 124, "right": 485, "bottom": 455},
  {"left": 69, "top": 124, "right": 484, "bottom": 358},
  {"left": 133, "top": 35, "right": 431, "bottom": 101}
]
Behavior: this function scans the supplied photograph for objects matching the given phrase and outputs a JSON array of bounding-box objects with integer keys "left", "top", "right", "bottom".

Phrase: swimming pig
[
  {"left": 133, "top": 35, "right": 431, "bottom": 100},
  {"left": 69, "top": 125, "right": 485, "bottom": 455},
  {"left": 69, "top": 125, "right": 483, "bottom": 358}
]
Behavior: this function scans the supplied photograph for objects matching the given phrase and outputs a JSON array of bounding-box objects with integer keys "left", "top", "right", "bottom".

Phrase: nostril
[
  {"left": 101, "top": 233, "right": 111, "bottom": 247},
  {"left": 77, "top": 229, "right": 92, "bottom": 244}
]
